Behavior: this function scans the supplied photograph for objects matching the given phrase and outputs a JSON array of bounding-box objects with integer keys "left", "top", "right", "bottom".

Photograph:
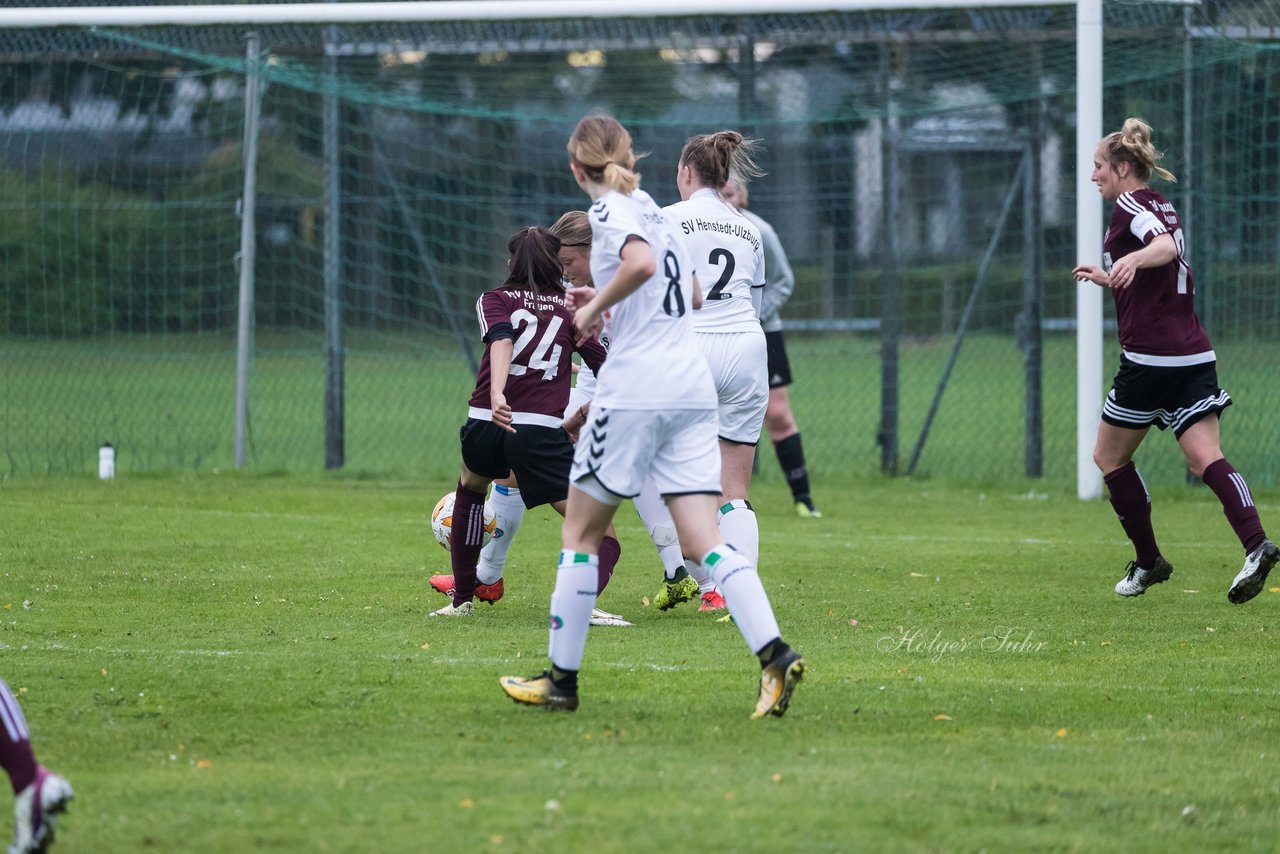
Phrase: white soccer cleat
[
  {"left": 10, "top": 766, "right": 73, "bottom": 854},
  {"left": 589, "top": 607, "right": 633, "bottom": 627},
  {"left": 1228, "top": 539, "right": 1279, "bottom": 605},
  {"left": 428, "top": 601, "right": 475, "bottom": 618},
  {"left": 1114, "top": 556, "right": 1173, "bottom": 597}
]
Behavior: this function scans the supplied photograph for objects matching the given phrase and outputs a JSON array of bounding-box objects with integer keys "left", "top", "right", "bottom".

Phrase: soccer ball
[{"left": 431, "top": 492, "right": 498, "bottom": 551}]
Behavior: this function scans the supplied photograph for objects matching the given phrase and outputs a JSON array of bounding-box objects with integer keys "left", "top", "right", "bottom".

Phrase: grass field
[
  {"left": 4, "top": 473, "right": 1280, "bottom": 852},
  {"left": 6, "top": 331, "right": 1279, "bottom": 487}
]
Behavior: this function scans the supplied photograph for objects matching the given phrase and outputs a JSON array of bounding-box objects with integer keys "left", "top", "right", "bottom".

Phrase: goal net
[{"left": 1, "top": 2, "right": 1277, "bottom": 485}]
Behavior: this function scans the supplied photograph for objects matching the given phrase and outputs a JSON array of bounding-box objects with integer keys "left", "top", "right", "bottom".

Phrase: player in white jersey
[
  {"left": 552, "top": 211, "right": 601, "bottom": 416},
  {"left": 499, "top": 111, "right": 804, "bottom": 718},
  {"left": 654, "top": 131, "right": 769, "bottom": 613},
  {"left": 723, "top": 175, "right": 822, "bottom": 519},
  {"left": 434, "top": 210, "right": 674, "bottom": 626},
  {"left": 553, "top": 210, "right": 694, "bottom": 590}
]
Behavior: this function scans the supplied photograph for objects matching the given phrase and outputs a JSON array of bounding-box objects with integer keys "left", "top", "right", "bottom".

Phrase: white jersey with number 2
[
  {"left": 587, "top": 188, "right": 716, "bottom": 412},
  {"left": 664, "top": 187, "right": 765, "bottom": 333}
]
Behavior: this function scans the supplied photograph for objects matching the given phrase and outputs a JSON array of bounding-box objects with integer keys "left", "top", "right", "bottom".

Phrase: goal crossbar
[{"left": 0, "top": 1, "right": 1070, "bottom": 30}]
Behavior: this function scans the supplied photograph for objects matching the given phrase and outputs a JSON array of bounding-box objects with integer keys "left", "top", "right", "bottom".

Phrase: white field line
[
  {"left": 958, "top": 677, "right": 1280, "bottom": 700},
  {"left": 800, "top": 531, "right": 1240, "bottom": 552},
  {"left": 10, "top": 645, "right": 1280, "bottom": 698},
  {"left": 0, "top": 643, "right": 261, "bottom": 656},
  {"left": 7, "top": 642, "right": 689, "bottom": 671},
  {"left": 430, "top": 657, "right": 686, "bottom": 672}
]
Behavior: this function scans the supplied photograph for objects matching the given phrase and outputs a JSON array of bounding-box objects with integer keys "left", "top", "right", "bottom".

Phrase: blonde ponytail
[
  {"left": 1102, "top": 117, "right": 1177, "bottom": 183},
  {"left": 568, "top": 111, "right": 644, "bottom": 194},
  {"left": 601, "top": 160, "right": 641, "bottom": 194}
]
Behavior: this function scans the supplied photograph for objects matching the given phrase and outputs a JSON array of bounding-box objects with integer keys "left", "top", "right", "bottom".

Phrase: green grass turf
[
  {"left": 7, "top": 331, "right": 1279, "bottom": 488},
  {"left": 3, "top": 473, "right": 1280, "bottom": 851}
]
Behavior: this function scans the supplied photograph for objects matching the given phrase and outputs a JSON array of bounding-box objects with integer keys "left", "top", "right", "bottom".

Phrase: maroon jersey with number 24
[{"left": 467, "top": 287, "right": 607, "bottom": 427}]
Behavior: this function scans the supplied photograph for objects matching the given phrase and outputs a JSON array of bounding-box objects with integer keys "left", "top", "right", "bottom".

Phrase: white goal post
[
  {"left": 1076, "top": 0, "right": 1104, "bottom": 501},
  {"left": 0, "top": 1, "right": 1074, "bottom": 28},
  {"left": 0, "top": 0, "right": 1104, "bottom": 498}
]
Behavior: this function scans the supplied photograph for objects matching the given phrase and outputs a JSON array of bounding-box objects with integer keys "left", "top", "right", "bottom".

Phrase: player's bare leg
[
  {"left": 666, "top": 493, "right": 804, "bottom": 718},
  {"left": 500, "top": 481, "right": 616, "bottom": 710}
]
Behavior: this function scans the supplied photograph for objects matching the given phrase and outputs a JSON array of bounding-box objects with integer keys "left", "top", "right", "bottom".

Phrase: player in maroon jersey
[
  {"left": 430, "top": 226, "right": 616, "bottom": 617},
  {"left": 1073, "top": 117, "right": 1277, "bottom": 602},
  {"left": 428, "top": 212, "right": 631, "bottom": 626},
  {"left": 2, "top": 677, "right": 73, "bottom": 853}
]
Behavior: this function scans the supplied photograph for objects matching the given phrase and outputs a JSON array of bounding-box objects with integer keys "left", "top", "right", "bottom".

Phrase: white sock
[
  {"left": 702, "top": 545, "right": 778, "bottom": 653},
  {"left": 477, "top": 484, "right": 524, "bottom": 585},
  {"left": 685, "top": 559, "right": 715, "bottom": 593},
  {"left": 632, "top": 478, "right": 685, "bottom": 581},
  {"left": 717, "top": 499, "right": 759, "bottom": 567},
  {"left": 548, "top": 550, "right": 597, "bottom": 672},
  {"left": 658, "top": 543, "right": 686, "bottom": 581}
]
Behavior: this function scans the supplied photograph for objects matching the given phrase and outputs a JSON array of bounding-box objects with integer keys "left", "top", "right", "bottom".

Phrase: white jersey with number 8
[
  {"left": 664, "top": 187, "right": 765, "bottom": 334},
  {"left": 587, "top": 188, "right": 715, "bottom": 412}
]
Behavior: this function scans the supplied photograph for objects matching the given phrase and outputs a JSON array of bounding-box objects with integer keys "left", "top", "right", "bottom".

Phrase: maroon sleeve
[
  {"left": 576, "top": 335, "right": 608, "bottom": 374},
  {"left": 476, "top": 290, "right": 514, "bottom": 341}
]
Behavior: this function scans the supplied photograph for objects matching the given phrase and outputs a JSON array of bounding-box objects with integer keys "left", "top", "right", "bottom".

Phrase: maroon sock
[
  {"left": 597, "top": 536, "right": 621, "bottom": 594},
  {"left": 0, "top": 678, "right": 37, "bottom": 794},
  {"left": 449, "top": 483, "right": 488, "bottom": 606},
  {"left": 1202, "top": 458, "right": 1267, "bottom": 554},
  {"left": 1104, "top": 462, "right": 1161, "bottom": 568}
]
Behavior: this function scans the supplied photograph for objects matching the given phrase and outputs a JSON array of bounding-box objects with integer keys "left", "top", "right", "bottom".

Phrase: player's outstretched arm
[
  {"left": 488, "top": 338, "right": 516, "bottom": 433},
  {"left": 1072, "top": 264, "right": 1110, "bottom": 287}
]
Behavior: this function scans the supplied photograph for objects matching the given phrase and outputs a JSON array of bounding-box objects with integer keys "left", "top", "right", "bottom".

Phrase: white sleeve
[{"left": 593, "top": 196, "right": 648, "bottom": 259}]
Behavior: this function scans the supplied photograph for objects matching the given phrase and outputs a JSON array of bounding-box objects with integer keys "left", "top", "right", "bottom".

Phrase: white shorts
[
  {"left": 570, "top": 407, "right": 721, "bottom": 504},
  {"left": 697, "top": 330, "right": 768, "bottom": 445}
]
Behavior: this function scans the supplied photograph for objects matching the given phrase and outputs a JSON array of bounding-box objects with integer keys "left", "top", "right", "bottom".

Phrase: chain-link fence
[{"left": 1, "top": 2, "right": 1278, "bottom": 485}]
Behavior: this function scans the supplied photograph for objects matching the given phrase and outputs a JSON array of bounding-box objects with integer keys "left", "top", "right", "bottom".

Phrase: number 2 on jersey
[
  {"left": 508, "top": 309, "right": 563, "bottom": 380},
  {"left": 705, "top": 247, "right": 736, "bottom": 300}
]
